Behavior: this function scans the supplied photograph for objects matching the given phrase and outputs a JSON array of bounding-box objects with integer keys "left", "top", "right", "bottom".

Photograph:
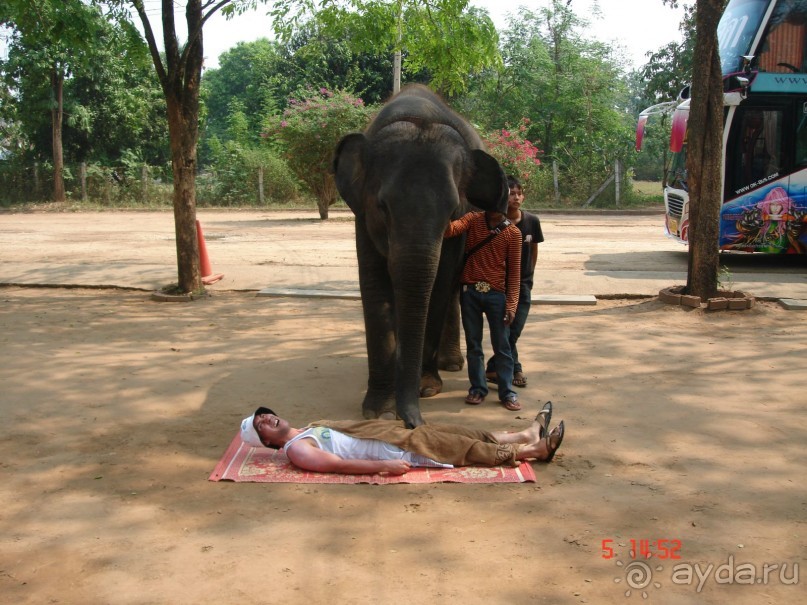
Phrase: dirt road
[
  {"left": 0, "top": 211, "right": 805, "bottom": 604},
  {"left": 1, "top": 209, "right": 805, "bottom": 299}
]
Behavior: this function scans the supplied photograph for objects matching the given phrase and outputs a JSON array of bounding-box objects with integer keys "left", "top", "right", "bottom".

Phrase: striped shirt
[{"left": 445, "top": 211, "right": 522, "bottom": 315}]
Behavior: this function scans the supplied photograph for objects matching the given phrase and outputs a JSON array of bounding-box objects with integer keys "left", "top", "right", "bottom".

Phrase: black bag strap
[{"left": 464, "top": 218, "right": 511, "bottom": 262}]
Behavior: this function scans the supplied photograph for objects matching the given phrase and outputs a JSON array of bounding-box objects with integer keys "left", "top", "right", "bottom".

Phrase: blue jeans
[
  {"left": 460, "top": 285, "right": 516, "bottom": 401},
  {"left": 486, "top": 285, "right": 531, "bottom": 375}
]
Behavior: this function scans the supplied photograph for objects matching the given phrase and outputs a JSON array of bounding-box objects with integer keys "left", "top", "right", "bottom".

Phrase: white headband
[{"left": 240, "top": 414, "right": 264, "bottom": 447}]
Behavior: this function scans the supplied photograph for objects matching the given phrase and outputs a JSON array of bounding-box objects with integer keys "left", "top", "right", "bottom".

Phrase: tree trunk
[
  {"left": 553, "top": 160, "right": 560, "bottom": 204},
  {"left": 131, "top": 0, "right": 212, "bottom": 294},
  {"left": 317, "top": 199, "right": 329, "bottom": 220},
  {"left": 80, "top": 162, "right": 88, "bottom": 202},
  {"left": 166, "top": 94, "right": 202, "bottom": 294},
  {"left": 150, "top": 0, "right": 206, "bottom": 294},
  {"left": 141, "top": 165, "right": 149, "bottom": 203},
  {"left": 51, "top": 66, "right": 65, "bottom": 203},
  {"left": 257, "top": 166, "right": 264, "bottom": 205},
  {"left": 685, "top": 0, "right": 724, "bottom": 300}
]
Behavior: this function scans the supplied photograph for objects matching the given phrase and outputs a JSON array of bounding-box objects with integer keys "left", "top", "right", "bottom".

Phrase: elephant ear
[
  {"left": 466, "top": 149, "right": 509, "bottom": 214},
  {"left": 332, "top": 133, "right": 367, "bottom": 215}
]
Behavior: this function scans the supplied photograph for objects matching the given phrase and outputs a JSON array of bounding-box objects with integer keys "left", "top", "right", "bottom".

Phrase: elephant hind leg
[
  {"left": 437, "top": 289, "right": 464, "bottom": 372},
  {"left": 438, "top": 354, "right": 464, "bottom": 372},
  {"left": 420, "top": 372, "right": 443, "bottom": 398}
]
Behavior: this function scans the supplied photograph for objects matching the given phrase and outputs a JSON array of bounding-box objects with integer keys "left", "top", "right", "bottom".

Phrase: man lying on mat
[{"left": 239, "top": 403, "right": 564, "bottom": 475}]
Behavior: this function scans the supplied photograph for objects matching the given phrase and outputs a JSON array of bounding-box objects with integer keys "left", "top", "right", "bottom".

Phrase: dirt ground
[{"left": 0, "top": 284, "right": 804, "bottom": 605}]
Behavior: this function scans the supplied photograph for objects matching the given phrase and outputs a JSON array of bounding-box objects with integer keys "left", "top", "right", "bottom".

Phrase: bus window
[{"left": 729, "top": 108, "right": 784, "bottom": 194}]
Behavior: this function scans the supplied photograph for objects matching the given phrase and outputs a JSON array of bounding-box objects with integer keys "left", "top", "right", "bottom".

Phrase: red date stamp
[{"left": 602, "top": 538, "right": 683, "bottom": 560}]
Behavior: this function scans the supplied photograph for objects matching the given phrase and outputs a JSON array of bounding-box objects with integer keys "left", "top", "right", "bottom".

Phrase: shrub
[
  {"left": 480, "top": 118, "right": 544, "bottom": 192},
  {"left": 199, "top": 137, "right": 301, "bottom": 207},
  {"left": 264, "top": 88, "right": 375, "bottom": 218}
]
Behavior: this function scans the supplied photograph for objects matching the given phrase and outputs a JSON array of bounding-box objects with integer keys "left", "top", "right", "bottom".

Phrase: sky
[{"left": 191, "top": 0, "right": 692, "bottom": 70}]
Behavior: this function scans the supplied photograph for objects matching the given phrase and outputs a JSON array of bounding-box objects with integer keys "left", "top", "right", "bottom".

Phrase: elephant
[{"left": 332, "top": 84, "right": 509, "bottom": 428}]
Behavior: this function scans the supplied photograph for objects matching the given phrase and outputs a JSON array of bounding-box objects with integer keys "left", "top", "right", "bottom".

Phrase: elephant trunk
[{"left": 389, "top": 243, "right": 442, "bottom": 428}]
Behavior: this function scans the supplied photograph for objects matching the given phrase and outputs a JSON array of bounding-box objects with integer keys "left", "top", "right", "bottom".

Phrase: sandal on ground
[
  {"left": 485, "top": 371, "right": 498, "bottom": 384},
  {"left": 535, "top": 401, "right": 553, "bottom": 439},
  {"left": 464, "top": 391, "right": 485, "bottom": 405},
  {"left": 513, "top": 372, "right": 528, "bottom": 388},
  {"left": 542, "top": 420, "right": 565, "bottom": 462},
  {"left": 500, "top": 395, "right": 522, "bottom": 411}
]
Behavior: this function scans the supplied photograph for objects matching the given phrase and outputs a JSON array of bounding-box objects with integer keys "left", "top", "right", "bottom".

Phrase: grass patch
[{"left": 632, "top": 180, "right": 665, "bottom": 197}]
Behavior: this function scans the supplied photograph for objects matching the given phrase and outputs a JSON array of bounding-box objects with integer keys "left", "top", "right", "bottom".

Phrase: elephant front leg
[
  {"left": 360, "top": 300, "right": 397, "bottom": 418},
  {"left": 420, "top": 243, "right": 464, "bottom": 398},
  {"left": 362, "top": 320, "right": 396, "bottom": 420},
  {"left": 357, "top": 232, "right": 397, "bottom": 419}
]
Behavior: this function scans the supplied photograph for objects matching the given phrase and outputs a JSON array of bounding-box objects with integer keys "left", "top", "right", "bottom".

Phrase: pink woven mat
[{"left": 209, "top": 432, "right": 536, "bottom": 485}]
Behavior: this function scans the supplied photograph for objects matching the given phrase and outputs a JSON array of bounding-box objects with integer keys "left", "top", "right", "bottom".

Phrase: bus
[{"left": 637, "top": 0, "right": 807, "bottom": 254}]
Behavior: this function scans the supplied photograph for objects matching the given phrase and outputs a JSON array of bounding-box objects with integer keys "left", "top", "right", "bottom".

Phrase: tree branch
[
  {"left": 185, "top": 0, "right": 233, "bottom": 56},
  {"left": 131, "top": 0, "right": 168, "bottom": 87},
  {"left": 162, "top": 0, "right": 180, "bottom": 67}
]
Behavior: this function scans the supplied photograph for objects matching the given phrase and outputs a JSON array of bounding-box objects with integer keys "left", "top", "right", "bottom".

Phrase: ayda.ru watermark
[{"left": 614, "top": 555, "right": 799, "bottom": 597}]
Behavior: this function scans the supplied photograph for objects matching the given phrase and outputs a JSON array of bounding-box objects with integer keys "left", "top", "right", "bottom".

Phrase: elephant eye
[{"left": 376, "top": 198, "right": 389, "bottom": 214}]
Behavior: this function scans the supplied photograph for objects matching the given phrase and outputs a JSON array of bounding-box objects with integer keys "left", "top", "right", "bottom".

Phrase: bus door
[{"left": 720, "top": 100, "right": 807, "bottom": 252}]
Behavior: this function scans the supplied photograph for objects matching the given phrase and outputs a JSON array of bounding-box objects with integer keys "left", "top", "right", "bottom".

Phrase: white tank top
[{"left": 284, "top": 426, "right": 452, "bottom": 468}]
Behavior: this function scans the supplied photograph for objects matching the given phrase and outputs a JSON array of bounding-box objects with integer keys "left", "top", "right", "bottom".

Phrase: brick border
[{"left": 658, "top": 285, "right": 755, "bottom": 311}]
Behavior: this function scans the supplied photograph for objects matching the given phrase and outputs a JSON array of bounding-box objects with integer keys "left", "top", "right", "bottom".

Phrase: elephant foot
[
  {"left": 420, "top": 373, "right": 443, "bottom": 398},
  {"left": 399, "top": 408, "right": 425, "bottom": 429},
  {"left": 438, "top": 354, "right": 464, "bottom": 372},
  {"left": 363, "top": 390, "right": 396, "bottom": 420}
]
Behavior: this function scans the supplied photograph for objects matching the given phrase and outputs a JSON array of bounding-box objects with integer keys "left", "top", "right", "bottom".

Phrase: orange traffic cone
[{"left": 196, "top": 220, "right": 224, "bottom": 285}]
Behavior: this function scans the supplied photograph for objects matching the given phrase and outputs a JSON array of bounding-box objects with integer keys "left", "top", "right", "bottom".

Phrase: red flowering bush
[
  {"left": 264, "top": 88, "right": 375, "bottom": 218},
  {"left": 480, "top": 118, "right": 543, "bottom": 191}
]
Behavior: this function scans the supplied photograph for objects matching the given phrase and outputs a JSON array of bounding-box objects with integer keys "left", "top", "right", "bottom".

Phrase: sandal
[
  {"left": 501, "top": 395, "right": 522, "bottom": 411},
  {"left": 485, "top": 371, "right": 498, "bottom": 384},
  {"left": 535, "top": 401, "right": 553, "bottom": 439},
  {"left": 513, "top": 372, "right": 527, "bottom": 388},
  {"left": 542, "top": 421, "right": 565, "bottom": 462},
  {"left": 464, "top": 390, "right": 485, "bottom": 405}
]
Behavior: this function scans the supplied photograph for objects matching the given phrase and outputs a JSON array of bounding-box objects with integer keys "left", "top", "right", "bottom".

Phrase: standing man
[
  {"left": 486, "top": 175, "right": 544, "bottom": 388},
  {"left": 445, "top": 202, "right": 523, "bottom": 411}
]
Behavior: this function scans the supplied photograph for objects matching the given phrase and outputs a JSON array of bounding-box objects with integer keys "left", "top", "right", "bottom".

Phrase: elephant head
[{"left": 332, "top": 85, "right": 507, "bottom": 427}]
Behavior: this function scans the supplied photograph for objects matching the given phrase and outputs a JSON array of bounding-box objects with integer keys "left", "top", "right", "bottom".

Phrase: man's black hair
[{"left": 253, "top": 406, "right": 279, "bottom": 449}]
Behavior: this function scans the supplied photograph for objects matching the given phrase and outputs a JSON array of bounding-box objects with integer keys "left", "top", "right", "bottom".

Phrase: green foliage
[
  {"left": 201, "top": 97, "right": 301, "bottom": 206},
  {"left": 268, "top": 0, "right": 500, "bottom": 96},
  {"left": 200, "top": 28, "right": 394, "bottom": 167},
  {"left": 1, "top": 3, "right": 168, "bottom": 166},
  {"left": 639, "top": 4, "right": 695, "bottom": 105},
  {"left": 201, "top": 38, "right": 285, "bottom": 151},
  {"left": 1, "top": 0, "right": 696, "bottom": 210},
  {"left": 200, "top": 136, "right": 301, "bottom": 206},
  {"left": 281, "top": 22, "right": 395, "bottom": 103},
  {"left": 0, "top": 158, "right": 174, "bottom": 207},
  {"left": 264, "top": 87, "right": 375, "bottom": 210},
  {"left": 459, "top": 1, "right": 636, "bottom": 206}
]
